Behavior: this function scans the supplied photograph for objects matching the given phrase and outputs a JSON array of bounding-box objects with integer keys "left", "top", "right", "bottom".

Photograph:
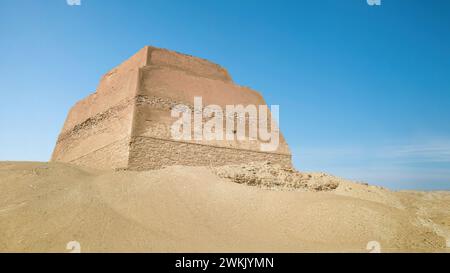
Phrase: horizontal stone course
[{"left": 128, "top": 136, "right": 292, "bottom": 170}]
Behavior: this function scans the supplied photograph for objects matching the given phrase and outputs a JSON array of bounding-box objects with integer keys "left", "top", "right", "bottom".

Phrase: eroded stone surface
[{"left": 214, "top": 161, "right": 340, "bottom": 191}]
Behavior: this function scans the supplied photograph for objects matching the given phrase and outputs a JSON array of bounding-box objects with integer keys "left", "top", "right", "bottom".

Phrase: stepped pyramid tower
[{"left": 52, "top": 46, "right": 292, "bottom": 170}]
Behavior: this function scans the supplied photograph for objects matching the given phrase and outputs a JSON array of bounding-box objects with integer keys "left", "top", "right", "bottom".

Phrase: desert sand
[{"left": 0, "top": 161, "right": 449, "bottom": 253}]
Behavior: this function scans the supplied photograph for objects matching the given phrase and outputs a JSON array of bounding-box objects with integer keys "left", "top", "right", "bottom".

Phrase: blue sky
[{"left": 1, "top": 0, "right": 449, "bottom": 190}]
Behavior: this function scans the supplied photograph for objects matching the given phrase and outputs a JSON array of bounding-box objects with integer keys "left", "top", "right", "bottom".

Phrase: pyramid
[{"left": 52, "top": 46, "right": 292, "bottom": 170}]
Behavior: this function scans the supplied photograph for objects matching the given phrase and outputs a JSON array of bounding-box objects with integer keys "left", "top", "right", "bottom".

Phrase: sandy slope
[{"left": 0, "top": 161, "right": 449, "bottom": 253}]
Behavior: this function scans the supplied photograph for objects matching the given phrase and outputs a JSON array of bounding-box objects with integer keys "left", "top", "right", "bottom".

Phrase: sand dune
[{"left": 0, "top": 161, "right": 449, "bottom": 253}]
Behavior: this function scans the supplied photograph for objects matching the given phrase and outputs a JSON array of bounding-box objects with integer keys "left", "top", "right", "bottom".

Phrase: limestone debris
[{"left": 213, "top": 161, "right": 340, "bottom": 191}]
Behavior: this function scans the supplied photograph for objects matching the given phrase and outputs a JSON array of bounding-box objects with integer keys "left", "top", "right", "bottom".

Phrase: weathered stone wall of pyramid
[
  {"left": 52, "top": 46, "right": 292, "bottom": 170},
  {"left": 128, "top": 47, "right": 292, "bottom": 169},
  {"left": 50, "top": 47, "right": 148, "bottom": 169}
]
